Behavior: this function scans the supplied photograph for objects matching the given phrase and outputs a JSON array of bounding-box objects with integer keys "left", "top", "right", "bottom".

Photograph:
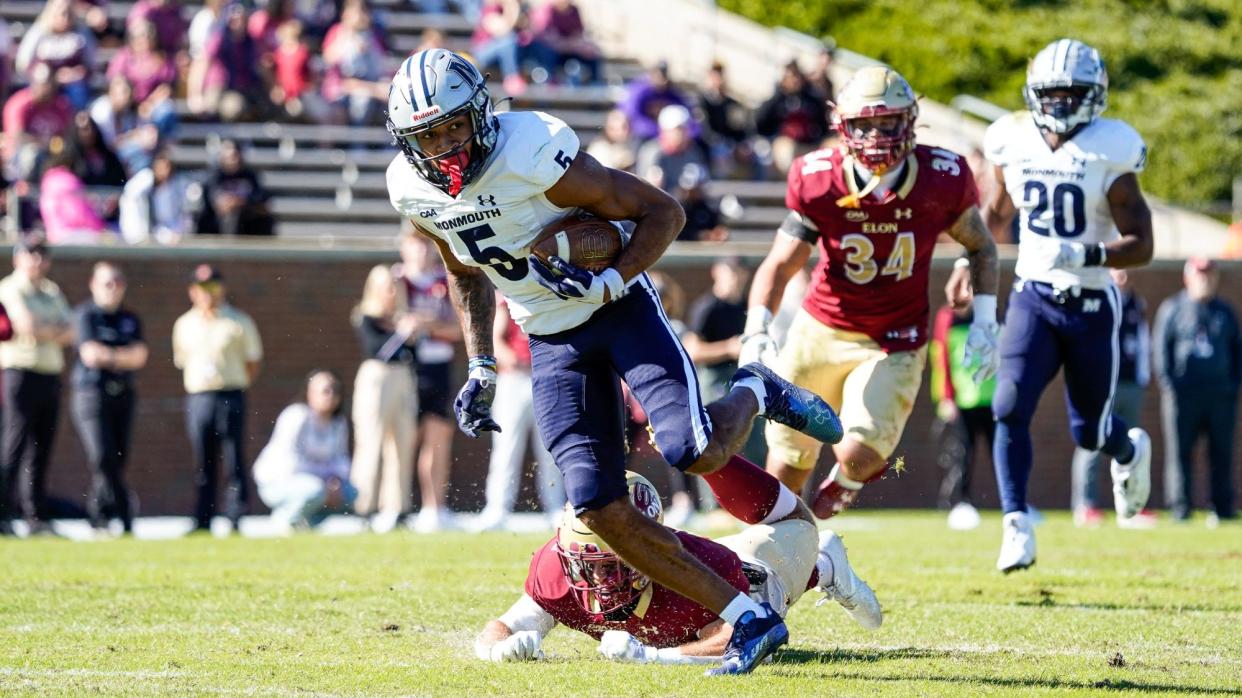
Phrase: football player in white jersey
[
  {"left": 384, "top": 49, "right": 845, "bottom": 674},
  {"left": 974, "top": 39, "right": 1154, "bottom": 572}
]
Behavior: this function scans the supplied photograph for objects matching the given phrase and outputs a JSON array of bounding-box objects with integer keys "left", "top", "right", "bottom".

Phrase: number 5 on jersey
[{"left": 841, "top": 232, "right": 915, "bottom": 284}]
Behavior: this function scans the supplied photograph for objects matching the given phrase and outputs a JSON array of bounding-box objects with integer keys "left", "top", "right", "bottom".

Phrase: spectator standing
[
  {"left": 270, "top": 20, "right": 328, "bottom": 122},
  {"left": 475, "top": 295, "right": 563, "bottom": 531},
  {"left": 188, "top": 0, "right": 226, "bottom": 61},
  {"left": 1155, "top": 258, "right": 1240, "bottom": 524},
  {"left": 254, "top": 370, "right": 357, "bottom": 533},
  {"left": 928, "top": 302, "right": 995, "bottom": 530},
  {"left": 618, "top": 60, "right": 696, "bottom": 143},
  {"left": 635, "top": 104, "right": 709, "bottom": 194},
  {"left": 15, "top": 0, "right": 96, "bottom": 110},
  {"left": 1072, "top": 269, "right": 1152, "bottom": 528},
  {"left": 2, "top": 65, "right": 71, "bottom": 181},
  {"left": 0, "top": 238, "right": 72, "bottom": 536},
  {"left": 806, "top": 45, "right": 836, "bottom": 102},
  {"left": 756, "top": 60, "right": 829, "bottom": 174},
  {"left": 350, "top": 265, "right": 419, "bottom": 534},
  {"left": 71, "top": 263, "right": 148, "bottom": 537},
  {"left": 528, "top": 0, "right": 602, "bottom": 85},
  {"left": 119, "top": 151, "right": 196, "bottom": 244},
  {"left": 172, "top": 264, "right": 264, "bottom": 534},
  {"left": 321, "top": 0, "right": 391, "bottom": 127},
  {"left": 199, "top": 139, "right": 275, "bottom": 236},
  {"left": 396, "top": 232, "right": 462, "bottom": 533},
  {"left": 585, "top": 109, "right": 637, "bottom": 172}
]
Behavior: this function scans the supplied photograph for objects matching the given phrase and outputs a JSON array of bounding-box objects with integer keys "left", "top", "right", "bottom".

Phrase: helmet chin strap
[{"left": 434, "top": 150, "right": 471, "bottom": 196}]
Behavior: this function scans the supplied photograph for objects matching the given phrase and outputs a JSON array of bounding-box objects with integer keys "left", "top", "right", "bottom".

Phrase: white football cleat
[
  {"left": 815, "top": 531, "right": 882, "bottom": 630},
  {"left": 947, "top": 502, "right": 981, "bottom": 531},
  {"left": 1110, "top": 428, "right": 1151, "bottom": 519},
  {"left": 997, "top": 511, "right": 1036, "bottom": 573}
]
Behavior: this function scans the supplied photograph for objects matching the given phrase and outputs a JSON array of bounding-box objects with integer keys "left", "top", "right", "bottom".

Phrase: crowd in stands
[{"left": 1, "top": 0, "right": 844, "bottom": 244}]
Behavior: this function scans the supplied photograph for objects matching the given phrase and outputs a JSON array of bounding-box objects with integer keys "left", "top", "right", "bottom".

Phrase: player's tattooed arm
[
  {"left": 980, "top": 164, "right": 1017, "bottom": 241},
  {"left": 1104, "top": 173, "right": 1154, "bottom": 268},
  {"left": 545, "top": 151, "right": 686, "bottom": 283},
  {"left": 946, "top": 205, "right": 1000, "bottom": 296},
  {"left": 415, "top": 224, "right": 496, "bottom": 356}
]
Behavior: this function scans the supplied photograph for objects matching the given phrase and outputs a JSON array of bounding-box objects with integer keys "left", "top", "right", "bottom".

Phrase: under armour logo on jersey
[
  {"left": 894, "top": 208, "right": 913, "bottom": 220},
  {"left": 1083, "top": 299, "right": 1102, "bottom": 313},
  {"left": 478, "top": 194, "right": 497, "bottom": 207}
]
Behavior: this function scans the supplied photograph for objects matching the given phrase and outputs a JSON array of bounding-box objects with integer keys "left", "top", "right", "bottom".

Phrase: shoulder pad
[
  {"left": 982, "top": 111, "right": 1030, "bottom": 166},
  {"left": 386, "top": 155, "right": 441, "bottom": 221},
  {"left": 499, "top": 111, "right": 581, "bottom": 190},
  {"left": 1089, "top": 118, "right": 1147, "bottom": 173}
]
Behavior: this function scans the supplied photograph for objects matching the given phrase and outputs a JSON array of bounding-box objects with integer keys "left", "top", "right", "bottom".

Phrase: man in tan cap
[{"left": 172, "top": 264, "right": 264, "bottom": 534}]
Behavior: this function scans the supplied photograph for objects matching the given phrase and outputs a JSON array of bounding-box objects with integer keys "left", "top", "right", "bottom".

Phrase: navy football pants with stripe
[
  {"left": 529, "top": 276, "right": 713, "bottom": 514},
  {"left": 992, "top": 281, "right": 1132, "bottom": 514}
]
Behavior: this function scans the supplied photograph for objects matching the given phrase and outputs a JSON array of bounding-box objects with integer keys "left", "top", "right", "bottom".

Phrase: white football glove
[
  {"left": 739, "top": 306, "right": 778, "bottom": 367},
  {"left": 483, "top": 631, "right": 544, "bottom": 662},
  {"left": 597, "top": 630, "right": 656, "bottom": 663},
  {"left": 1030, "top": 239, "right": 1087, "bottom": 270},
  {"left": 962, "top": 294, "right": 1000, "bottom": 384}
]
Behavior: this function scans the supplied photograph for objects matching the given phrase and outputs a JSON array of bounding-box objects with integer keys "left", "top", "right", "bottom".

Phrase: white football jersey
[
  {"left": 984, "top": 112, "right": 1146, "bottom": 289},
  {"left": 387, "top": 111, "right": 632, "bottom": 335}
]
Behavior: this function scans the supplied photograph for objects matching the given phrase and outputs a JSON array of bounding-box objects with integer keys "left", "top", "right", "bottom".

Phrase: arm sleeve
[
  {"left": 518, "top": 113, "right": 581, "bottom": 191},
  {"left": 497, "top": 594, "right": 558, "bottom": 637}
]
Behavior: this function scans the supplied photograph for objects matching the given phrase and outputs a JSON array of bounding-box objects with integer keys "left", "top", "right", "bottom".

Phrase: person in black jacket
[
  {"left": 1155, "top": 258, "right": 1241, "bottom": 523},
  {"left": 197, "top": 139, "right": 274, "bottom": 236},
  {"left": 755, "top": 61, "right": 829, "bottom": 174},
  {"left": 71, "top": 262, "right": 148, "bottom": 536}
]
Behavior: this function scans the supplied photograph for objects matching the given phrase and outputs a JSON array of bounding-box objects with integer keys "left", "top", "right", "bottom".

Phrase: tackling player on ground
[
  {"left": 979, "top": 39, "right": 1153, "bottom": 572},
  {"left": 384, "top": 49, "right": 843, "bottom": 674},
  {"left": 741, "top": 66, "right": 1001, "bottom": 518},
  {"left": 474, "top": 459, "right": 881, "bottom": 664}
]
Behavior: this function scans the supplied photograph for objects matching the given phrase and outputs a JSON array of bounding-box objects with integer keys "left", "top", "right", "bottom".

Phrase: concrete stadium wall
[{"left": 22, "top": 244, "right": 1241, "bottom": 517}]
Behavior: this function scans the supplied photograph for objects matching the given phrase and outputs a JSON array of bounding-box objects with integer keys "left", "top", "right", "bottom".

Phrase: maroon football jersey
[
  {"left": 787, "top": 144, "right": 978, "bottom": 352},
  {"left": 525, "top": 531, "right": 750, "bottom": 648}
]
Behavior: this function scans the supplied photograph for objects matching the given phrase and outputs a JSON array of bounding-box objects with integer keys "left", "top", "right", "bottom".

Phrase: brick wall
[{"left": 24, "top": 246, "right": 1241, "bottom": 516}]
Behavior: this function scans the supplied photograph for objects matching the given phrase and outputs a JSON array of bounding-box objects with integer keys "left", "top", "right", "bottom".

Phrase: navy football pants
[
  {"left": 992, "top": 281, "right": 1132, "bottom": 514},
  {"left": 529, "top": 276, "right": 713, "bottom": 514}
]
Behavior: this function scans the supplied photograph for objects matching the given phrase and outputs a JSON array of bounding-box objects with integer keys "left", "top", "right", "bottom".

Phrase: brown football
[{"left": 530, "top": 211, "right": 623, "bottom": 274}]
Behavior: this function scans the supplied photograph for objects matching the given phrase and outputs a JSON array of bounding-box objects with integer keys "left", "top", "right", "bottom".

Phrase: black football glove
[{"left": 454, "top": 355, "right": 501, "bottom": 438}]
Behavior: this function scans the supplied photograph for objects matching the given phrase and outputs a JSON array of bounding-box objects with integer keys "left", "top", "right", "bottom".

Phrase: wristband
[
  {"left": 972, "top": 294, "right": 997, "bottom": 325},
  {"left": 744, "top": 306, "right": 773, "bottom": 337},
  {"left": 599, "top": 267, "right": 626, "bottom": 300},
  {"left": 953, "top": 257, "right": 971, "bottom": 270},
  {"left": 1083, "top": 242, "right": 1107, "bottom": 267},
  {"left": 468, "top": 355, "right": 498, "bottom": 380}
]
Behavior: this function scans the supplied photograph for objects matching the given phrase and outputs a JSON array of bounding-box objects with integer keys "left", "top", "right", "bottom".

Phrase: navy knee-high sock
[
  {"left": 994, "top": 419, "right": 1032, "bottom": 514},
  {"left": 1099, "top": 415, "right": 1135, "bottom": 464}
]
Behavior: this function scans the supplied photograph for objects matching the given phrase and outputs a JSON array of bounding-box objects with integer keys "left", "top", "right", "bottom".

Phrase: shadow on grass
[{"left": 772, "top": 650, "right": 1237, "bottom": 695}]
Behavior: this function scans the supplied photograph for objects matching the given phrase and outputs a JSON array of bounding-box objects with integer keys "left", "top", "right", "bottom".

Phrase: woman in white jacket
[{"left": 254, "top": 370, "right": 356, "bottom": 531}]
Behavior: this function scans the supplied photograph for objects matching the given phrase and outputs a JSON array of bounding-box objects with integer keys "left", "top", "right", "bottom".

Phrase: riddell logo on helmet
[{"left": 411, "top": 105, "right": 442, "bottom": 122}]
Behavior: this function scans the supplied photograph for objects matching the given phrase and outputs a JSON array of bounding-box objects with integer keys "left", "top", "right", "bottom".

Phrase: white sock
[
  {"left": 816, "top": 554, "right": 835, "bottom": 589},
  {"left": 758, "top": 485, "right": 798, "bottom": 525},
  {"left": 719, "top": 593, "right": 767, "bottom": 625},
  {"left": 828, "top": 463, "right": 863, "bottom": 490},
  {"left": 733, "top": 376, "right": 767, "bottom": 416}
]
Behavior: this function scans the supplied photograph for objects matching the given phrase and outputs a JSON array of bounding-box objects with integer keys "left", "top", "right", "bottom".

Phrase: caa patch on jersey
[{"left": 984, "top": 112, "right": 1146, "bottom": 289}]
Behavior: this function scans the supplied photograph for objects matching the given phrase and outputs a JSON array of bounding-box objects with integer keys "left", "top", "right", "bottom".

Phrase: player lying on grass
[{"left": 474, "top": 460, "right": 881, "bottom": 664}]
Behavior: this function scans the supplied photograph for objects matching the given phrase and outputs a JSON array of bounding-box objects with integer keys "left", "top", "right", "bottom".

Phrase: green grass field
[{"left": 2, "top": 511, "right": 1240, "bottom": 696}]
